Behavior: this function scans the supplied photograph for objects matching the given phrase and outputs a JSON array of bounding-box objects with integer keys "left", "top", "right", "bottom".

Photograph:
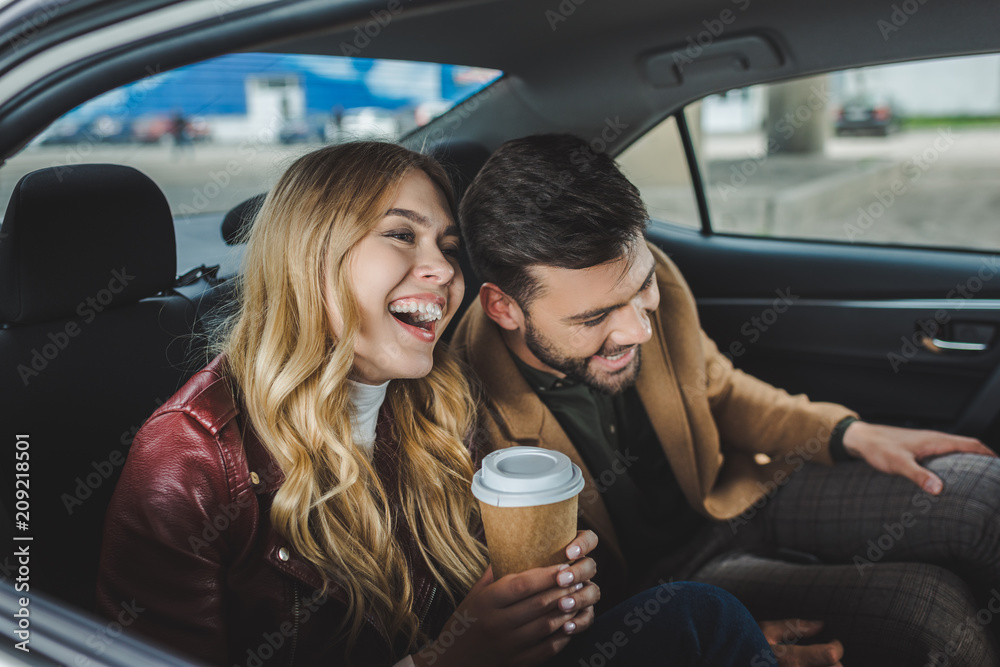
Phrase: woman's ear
[{"left": 479, "top": 283, "right": 525, "bottom": 331}]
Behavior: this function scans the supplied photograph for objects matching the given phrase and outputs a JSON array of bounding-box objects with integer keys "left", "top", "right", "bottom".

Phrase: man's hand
[
  {"left": 841, "top": 421, "right": 997, "bottom": 494},
  {"left": 758, "top": 619, "right": 843, "bottom": 667}
]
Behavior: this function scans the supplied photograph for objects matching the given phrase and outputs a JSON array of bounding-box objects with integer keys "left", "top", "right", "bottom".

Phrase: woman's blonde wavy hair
[{"left": 217, "top": 142, "right": 488, "bottom": 657}]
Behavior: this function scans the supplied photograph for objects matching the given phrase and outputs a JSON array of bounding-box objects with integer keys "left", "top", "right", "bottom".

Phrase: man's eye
[{"left": 582, "top": 314, "right": 608, "bottom": 328}]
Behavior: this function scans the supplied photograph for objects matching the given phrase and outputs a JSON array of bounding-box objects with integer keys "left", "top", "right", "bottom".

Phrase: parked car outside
[{"left": 835, "top": 94, "right": 900, "bottom": 136}]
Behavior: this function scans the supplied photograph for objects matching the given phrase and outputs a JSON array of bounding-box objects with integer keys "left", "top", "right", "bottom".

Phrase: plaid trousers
[{"left": 639, "top": 453, "right": 1000, "bottom": 667}]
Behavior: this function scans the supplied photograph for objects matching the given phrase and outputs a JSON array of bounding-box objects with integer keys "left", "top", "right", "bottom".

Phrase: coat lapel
[
  {"left": 634, "top": 243, "right": 707, "bottom": 508},
  {"left": 634, "top": 311, "right": 704, "bottom": 507},
  {"left": 639, "top": 243, "right": 724, "bottom": 504}
]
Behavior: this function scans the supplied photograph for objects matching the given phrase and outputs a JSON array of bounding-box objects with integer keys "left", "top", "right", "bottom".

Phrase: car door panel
[{"left": 648, "top": 223, "right": 1000, "bottom": 443}]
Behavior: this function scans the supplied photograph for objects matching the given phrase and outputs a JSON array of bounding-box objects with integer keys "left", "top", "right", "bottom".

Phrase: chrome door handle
[{"left": 920, "top": 336, "right": 989, "bottom": 353}]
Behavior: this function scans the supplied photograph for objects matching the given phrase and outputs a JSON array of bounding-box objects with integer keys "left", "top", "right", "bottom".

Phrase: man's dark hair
[{"left": 458, "top": 133, "right": 649, "bottom": 308}]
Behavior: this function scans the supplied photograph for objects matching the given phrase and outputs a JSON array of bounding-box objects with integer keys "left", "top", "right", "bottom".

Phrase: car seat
[{"left": 0, "top": 164, "right": 201, "bottom": 612}]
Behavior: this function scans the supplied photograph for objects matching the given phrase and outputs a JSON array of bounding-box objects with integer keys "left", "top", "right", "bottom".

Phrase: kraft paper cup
[{"left": 472, "top": 447, "right": 585, "bottom": 579}]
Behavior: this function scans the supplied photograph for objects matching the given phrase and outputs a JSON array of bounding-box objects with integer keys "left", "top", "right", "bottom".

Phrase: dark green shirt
[{"left": 511, "top": 351, "right": 706, "bottom": 582}]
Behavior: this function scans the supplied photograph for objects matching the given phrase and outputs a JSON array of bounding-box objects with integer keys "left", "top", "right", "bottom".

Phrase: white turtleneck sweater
[
  {"left": 348, "top": 379, "right": 417, "bottom": 667},
  {"left": 347, "top": 378, "right": 389, "bottom": 454}
]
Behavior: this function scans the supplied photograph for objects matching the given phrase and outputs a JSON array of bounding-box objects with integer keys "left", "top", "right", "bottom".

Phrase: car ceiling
[
  {"left": 274, "top": 0, "right": 998, "bottom": 77},
  {"left": 318, "top": 0, "right": 1000, "bottom": 152},
  {"left": 1, "top": 0, "right": 998, "bottom": 159}
]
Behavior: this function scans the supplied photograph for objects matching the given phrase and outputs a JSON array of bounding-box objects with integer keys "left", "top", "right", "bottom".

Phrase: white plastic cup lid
[{"left": 472, "top": 447, "right": 584, "bottom": 508}]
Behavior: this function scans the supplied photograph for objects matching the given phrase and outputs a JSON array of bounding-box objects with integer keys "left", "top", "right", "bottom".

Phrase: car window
[
  {"left": 0, "top": 53, "right": 501, "bottom": 275},
  {"left": 615, "top": 113, "right": 701, "bottom": 231},
  {"left": 685, "top": 53, "right": 1000, "bottom": 250}
]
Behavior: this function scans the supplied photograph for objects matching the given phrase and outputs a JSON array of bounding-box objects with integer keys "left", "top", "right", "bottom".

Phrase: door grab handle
[{"left": 920, "top": 337, "right": 989, "bottom": 353}]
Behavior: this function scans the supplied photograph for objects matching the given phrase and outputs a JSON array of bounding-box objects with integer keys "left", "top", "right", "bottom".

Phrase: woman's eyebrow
[
  {"left": 385, "top": 207, "right": 459, "bottom": 236},
  {"left": 386, "top": 207, "right": 430, "bottom": 226}
]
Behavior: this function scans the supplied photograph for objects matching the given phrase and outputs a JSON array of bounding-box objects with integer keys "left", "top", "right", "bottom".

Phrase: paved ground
[
  {"left": 639, "top": 127, "right": 1000, "bottom": 252},
  {"left": 699, "top": 127, "right": 1000, "bottom": 250}
]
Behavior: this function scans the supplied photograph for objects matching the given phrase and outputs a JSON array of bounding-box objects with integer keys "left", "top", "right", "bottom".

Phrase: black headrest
[
  {"left": 222, "top": 192, "right": 267, "bottom": 245},
  {"left": 427, "top": 140, "right": 491, "bottom": 203},
  {"left": 0, "top": 164, "right": 176, "bottom": 325}
]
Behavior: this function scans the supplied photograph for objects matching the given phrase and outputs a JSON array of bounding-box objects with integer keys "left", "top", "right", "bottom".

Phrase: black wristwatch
[{"left": 828, "top": 416, "right": 860, "bottom": 463}]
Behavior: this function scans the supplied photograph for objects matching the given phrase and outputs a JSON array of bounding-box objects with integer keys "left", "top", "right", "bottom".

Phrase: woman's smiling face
[{"left": 328, "top": 169, "right": 463, "bottom": 385}]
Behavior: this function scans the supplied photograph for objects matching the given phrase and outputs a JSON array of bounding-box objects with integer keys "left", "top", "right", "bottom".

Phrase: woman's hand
[{"left": 414, "top": 530, "right": 600, "bottom": 667}]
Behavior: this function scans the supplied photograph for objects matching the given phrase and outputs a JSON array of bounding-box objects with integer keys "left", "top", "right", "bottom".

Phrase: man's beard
[{"left": 523, "top": 314, "right": 641, "bottom": 395}]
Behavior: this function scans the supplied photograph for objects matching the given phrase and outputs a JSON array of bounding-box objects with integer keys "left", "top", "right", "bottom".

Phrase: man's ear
[{"left": 479, "top": 283, "right": 525, "bottom": 331}]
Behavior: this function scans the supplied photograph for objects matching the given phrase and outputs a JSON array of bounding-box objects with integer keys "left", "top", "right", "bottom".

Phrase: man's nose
[{"left": 610, "top": 301, "right": 653, "bottom": 347}]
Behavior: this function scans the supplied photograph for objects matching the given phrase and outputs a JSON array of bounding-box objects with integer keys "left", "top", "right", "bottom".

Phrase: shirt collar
[{"left": 508, "top": 347, "right": 579, "bottom": 392}]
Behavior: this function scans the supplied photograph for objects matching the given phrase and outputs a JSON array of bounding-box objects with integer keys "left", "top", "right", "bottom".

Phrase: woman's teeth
[{"left": 389, "top": 301, "right": 443, "bottom": 322}]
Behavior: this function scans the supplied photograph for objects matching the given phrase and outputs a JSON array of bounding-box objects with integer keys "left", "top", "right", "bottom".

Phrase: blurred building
[
  {"left": 50, "top": 54, "right": 500, "bottom": 144},
  {"left": 702, "top": 53, "right": 1000, "bottom": 133}
]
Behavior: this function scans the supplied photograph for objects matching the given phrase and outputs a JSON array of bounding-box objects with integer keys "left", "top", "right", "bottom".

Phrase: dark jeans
[{"left": 546, "top": 582, "right": 775, "bottom": 666}]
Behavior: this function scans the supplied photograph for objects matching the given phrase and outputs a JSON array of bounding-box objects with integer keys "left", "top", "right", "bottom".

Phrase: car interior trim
[
  {"left": 0, "top": 0, "right": 285, "bottom": 106},
  {"left": 697, "top": 298, "right": 1000, "bottom": 311},
  {"left": 675, "top": 109, "right": 711, "bottom": 235}
]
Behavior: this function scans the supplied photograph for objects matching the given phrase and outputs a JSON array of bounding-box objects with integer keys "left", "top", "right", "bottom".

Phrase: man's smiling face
[{"left": 513, "top": 241, "right": 660, "bottom": 394}]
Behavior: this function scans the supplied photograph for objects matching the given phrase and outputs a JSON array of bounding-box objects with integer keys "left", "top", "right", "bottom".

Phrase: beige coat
[{"left": 452, "top": 243, "right": 855, "bottom": 584}]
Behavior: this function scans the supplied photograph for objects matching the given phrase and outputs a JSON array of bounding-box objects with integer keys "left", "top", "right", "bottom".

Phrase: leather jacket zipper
[
  {"left": 417, "top": 584, "right": 437, "bottom": 628},
  {"left": 289, "top": 582, "right": 300, "bottom": 667}
]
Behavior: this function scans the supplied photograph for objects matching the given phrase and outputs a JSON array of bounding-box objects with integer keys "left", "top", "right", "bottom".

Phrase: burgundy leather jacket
[{"left": 97, "top": 355, "right": 459, "bottom": 666}]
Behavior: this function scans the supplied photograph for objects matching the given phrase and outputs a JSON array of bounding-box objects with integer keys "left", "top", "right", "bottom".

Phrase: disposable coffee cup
[{"left": 472, "top": 447, "right": 585, "bottom": 579}]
